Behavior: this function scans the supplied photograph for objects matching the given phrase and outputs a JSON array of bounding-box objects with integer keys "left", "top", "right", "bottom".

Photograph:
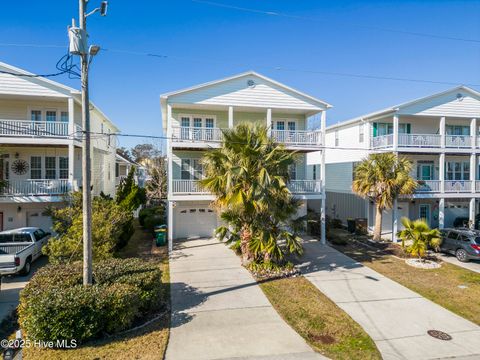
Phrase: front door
[
  {"left": 418, "top": 163, "right": 433, "bottom": 180},
  {"left": 419, "top": 204, "right": 431, "bottom": 225}
]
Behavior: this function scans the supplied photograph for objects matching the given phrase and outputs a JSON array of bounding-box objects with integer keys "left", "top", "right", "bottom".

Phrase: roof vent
[
  {"left": 247, "top": 79, "right": 255, "bottom": 88},
  {"left": 456, "top": 93, "right": 464, "bottom": 101}
]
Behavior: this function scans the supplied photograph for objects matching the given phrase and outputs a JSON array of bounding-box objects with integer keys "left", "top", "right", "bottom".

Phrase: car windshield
[{"left": 0, "top": 233, "right": 31, "bottom": 243}]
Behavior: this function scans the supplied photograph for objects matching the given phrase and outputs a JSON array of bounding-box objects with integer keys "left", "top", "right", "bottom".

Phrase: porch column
[
  {"left": 440, "top": 116, "right": 445, "bottom": 149},
  {"left": 471, "top": 153, "right": 476, "bottom": 194},
  {"left": 68, "top": 97, "right": 75, "bottom": 189},
  {"left": 320, "top": 110, "right": 327, "bottom": 245},
  {"left": 168, "top": 201, "right": 174, "bottom": 252},
  {"left": 439, "top": 198, "right": 445, "bottom": 229},
  {"left": 266, "top": 108, "right": 272, "bottom": 137},
  {"left": 439, "top": 153, "right": 445, "bottom": 193},
  {"left": 393, "top": 114, "right": 399, "bottom": 150},
  {"left": 469, "top": 198, "right": 476, "bottom": 229},
  {"left": 228, "top": 106, "right": 234, "bottom": 129},
  {"left": 392, "top": 198, "right": 398, "bottom": 242},
  {"left": 471, "top": 118, "right": 477, "bottom": 150}
]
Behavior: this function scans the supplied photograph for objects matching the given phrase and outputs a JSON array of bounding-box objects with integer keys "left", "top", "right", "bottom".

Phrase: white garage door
[
  {"left": 175, "top": 207, "right": 217, "bottom": 239},
  {"left": 27, "top": 211, "right": 53, "bottom": 232}
]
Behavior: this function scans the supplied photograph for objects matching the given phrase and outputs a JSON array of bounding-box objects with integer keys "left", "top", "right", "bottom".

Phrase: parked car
[
  {"left": 439, "top": 228, "right": 480, "bottom": 262},
  {"left": 453, "top": 215, "right": 480, "bottom": 229},
  {"left": 0, "top": 227, "right": 50, "bottom": 277}
]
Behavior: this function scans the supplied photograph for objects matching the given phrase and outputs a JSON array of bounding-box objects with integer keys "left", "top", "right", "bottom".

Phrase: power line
[
  {"left": 191, "top": 0, "right": 480, "bottom": 44},
  {"left": 1, "top": 42, "right": 476, "bottom": 86}
]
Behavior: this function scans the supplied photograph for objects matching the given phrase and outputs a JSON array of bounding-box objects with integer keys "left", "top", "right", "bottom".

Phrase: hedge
[
  {"left": 18, "top": 258, "right": 164, "bottom": 344},
  {"left": 139, "top": 206, "right": 165, "bottom": 231}
]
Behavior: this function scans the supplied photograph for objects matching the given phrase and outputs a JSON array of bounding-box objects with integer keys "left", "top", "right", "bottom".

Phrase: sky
[{"left": 1, "top": 0, "right": 479, "bottom": 149}]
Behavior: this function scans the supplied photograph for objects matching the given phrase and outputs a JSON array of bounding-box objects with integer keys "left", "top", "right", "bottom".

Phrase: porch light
[{"left": 17, "top": 206, "right": 22, "bottom": 213}]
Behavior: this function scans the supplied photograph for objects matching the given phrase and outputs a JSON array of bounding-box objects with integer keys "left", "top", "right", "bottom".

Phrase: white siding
[
  {"left": 169, "top": 75, "right": 323, "bottom": 110},
  {"left": 0, "top": 73, "right": 69, "bottom": 98},
  {"left": 400, "top": 90, "right": 480, "bottom": 118},
  {"left": 326, "top": 191, "right": 366, "bottom": 224},
  {"left": 325, "top": 162, "right": 354, "bottom": 193},
  {"left": 325, "top": 122, "right": 368, "bottom": 164}
]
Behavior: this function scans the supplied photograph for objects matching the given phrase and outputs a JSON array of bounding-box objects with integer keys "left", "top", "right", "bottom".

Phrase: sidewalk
[
  {"left": 298, "top": 240, "right": 480, "bottom": 360},
  {"left": 166, "top": 238, "right": 325, "bottom": 360}
]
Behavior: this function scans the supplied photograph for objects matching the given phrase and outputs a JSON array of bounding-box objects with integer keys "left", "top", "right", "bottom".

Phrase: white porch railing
[
  {"left": 415, "top": 180, "right": 441, "bottom": 192},
  {"left": 287, "top": 180, "right": 321, "bottom": 193},
  {"left": 446, "top": 135, "right": 472, "bottom": 148},
  {"left": 172, "top": 126, "right": 224, "bottom": 143},
  {"left": 0, "top": 120, "right": 70, "bottom": 137},
  {"left": 172, "top": 180, "right": 209, "bottom": 194},
  {"left": 172, "top": 179, "right": 322, "bottom": 194},
  {"left": 1, "top": 179, "right": 71, "bottom": 196},
  {"left": 476, "top": 181, "right": 480, "bottom": 192},
  {"left": 371, "top": 134, "right": 393, "bottom": 148},
  {"left": 398, "top": 134, "right": 441, "bottom": 148},
  {"left": 271, "top": 130, "right": 322, "bottom": 146},
  {"left": 444, "top": 180, "right": 472, "bottom": 192}
]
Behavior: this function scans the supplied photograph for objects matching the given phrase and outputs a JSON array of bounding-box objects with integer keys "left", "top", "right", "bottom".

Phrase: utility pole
[
  {"left": 69, "top": 0, "right": 107, "bottom": 285},
  {"left": 79, "top": 0, "right": 93, "bottom": 286}
]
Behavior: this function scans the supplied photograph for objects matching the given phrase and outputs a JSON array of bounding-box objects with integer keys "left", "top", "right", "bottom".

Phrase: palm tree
[
  {"left": 352, "top": 152, "right": 417, "bottom": 241},
  {"left": 397, "top": 217, "right": 441, "bottom": 260},
  {"left": 199, "top": 123, "right": 301, "bottom": 265}
]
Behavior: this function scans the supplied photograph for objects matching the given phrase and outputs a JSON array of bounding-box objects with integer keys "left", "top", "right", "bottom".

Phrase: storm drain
[{"left": 427, "top": 330, "right": 452, "bottom": 341}]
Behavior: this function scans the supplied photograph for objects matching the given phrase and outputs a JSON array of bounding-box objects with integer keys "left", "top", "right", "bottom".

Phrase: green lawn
[
  {"left": 23, "top": 221, "right": 171, "bottom": 360},
  {"left": 333, "top": 238, "right": 480, "bottom": 326},
  {"left": 260, "top": 276, "right": 381, "bottom": 360}
]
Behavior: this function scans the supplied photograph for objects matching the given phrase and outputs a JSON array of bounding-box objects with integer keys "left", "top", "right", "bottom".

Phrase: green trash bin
[{"left": 154, "top": 225, "right": 167, "bottom": 247}]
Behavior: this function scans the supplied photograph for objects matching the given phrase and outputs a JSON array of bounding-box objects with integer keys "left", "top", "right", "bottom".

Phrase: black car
[{"left": 439, "top": 228, "right": 480, "bottom": 262}]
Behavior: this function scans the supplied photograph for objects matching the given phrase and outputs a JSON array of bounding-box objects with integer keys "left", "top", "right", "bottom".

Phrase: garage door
[
  {"left": 175, "top": 207, "right": 217, "bottom": 239},
  {"left": 27, "top": 211, "right": 53, "bottom": 232},
  {"left": 445, "top": 204, "right": 469, "bottom": 228}
]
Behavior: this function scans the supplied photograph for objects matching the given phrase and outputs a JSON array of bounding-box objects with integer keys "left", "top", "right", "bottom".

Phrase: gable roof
[
  {"left": 0, "top": 61, "right": 120, "bottom": 131},
  {"left": 327, "top": 85, "right": 480, "bottom": 131},
  {"left": 160, "top": 71, "right": 332, "bottom": 123}
]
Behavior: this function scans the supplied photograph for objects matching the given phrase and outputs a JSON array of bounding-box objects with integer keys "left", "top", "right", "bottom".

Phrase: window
[
  {"left": 359, "top": 124, "right": 364, "bottom": 143},
  {"left": 276, "top": 121, "right": 285, "bottom": 130},
  {"left": 101, "top": 123, "right": 104, "bottom": 134},
  {"left": 181, "top": 117, "right": 190, "bottom": 127},
  {"left": 312, "top": 165, "right": 317, "bottom": 180},
  {"left": 289, "top": 164, "right": 297, "bottom": 180},
  {"left": 46, "top": 111, "right": 57, "bottom": 122},
  {"left": 180, "top": 117, "right": 190, "bottom": 139},
  {"left": 59, "top": 157, "right": 68, "bottom": 179},
  {"left": 61, "top": 111, "right": 69, "bottom": 122},
  {"left": 448, "top": 231, "right": 459, "bottom": 240},
  {"left": 335, "top": 130, "right": 339, "bottom": 146},
  {"left": 31, "top": 156, "right": 42, "bottom": 179},
  {"left": 181, "top": 159, "right": 191, "bottom": 180},
  {"left": 45, "top": 157, "right": 56, "bottom": 179},
  {"left": 193, "top": 117, "right": 202, "bottom": 128},
  {"left": 446, "top": 161, "right": 470, "bottom": 180},
  {"left": 205, "top": 118, "right": 214, "bottom": 128},
  {"left": 446, "top": 125, "right": 469, "bottom": 136},
  {"left": 287, "top": 121, "right": 296, "bottom": 131},
  {"left": 192, "top": 159, "right": 203, "bottom": 180},
  {"left": 115, "top": 163, "right": 119, "bottom": 178},
  {"left": 31, "top": 110, "right": 42, "bottom": 122},
  {"left": 374, "top": 123, "right": 410, "bottom": 137}
]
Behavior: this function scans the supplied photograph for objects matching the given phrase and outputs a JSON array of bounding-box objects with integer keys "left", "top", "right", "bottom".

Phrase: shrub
[
  {"left": 139, "top": 206, "right": 165, "bottom": 231},
  {"left": 18, "top": 258, "right": 163, "bottom": 344},
  {"left": 44, "top": 193, "right": 134, "bottom": 263}
]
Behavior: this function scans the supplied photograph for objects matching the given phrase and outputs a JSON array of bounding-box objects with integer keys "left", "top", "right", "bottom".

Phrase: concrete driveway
[
  {"left": 0, "top": 256, "right": 48, "bottom": 323},
  {"left": 166, "top": 238, "right": 325, "bottom": 360},
  {"left": 298, "top": 240, "right": 480, "bottom": 360},
  {"left": 438, "top": 253, "right": 480, "bottom": 274}
]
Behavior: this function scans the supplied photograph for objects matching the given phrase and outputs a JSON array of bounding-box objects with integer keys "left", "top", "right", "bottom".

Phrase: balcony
[
  {"left": 171, "top": 126, "right": 322, "bottom": 147},
  {"left": 270, "top": 130, "right": 322, "bottom": 146},
  {"left": 445, "top": 135, "right": 472, "bottom": 148},
  {"left": 445, "top": 180, "right": 472, "bottom": 193},
  {"left": 398, "top": 134, "right": 441, "bottom": 148},
  {"left": 287, "top": 180, "right": 321, "bottom": 193},
  {"left": 172, "top": 179, "right": 322, "bottom": 195},
  {"left": 415, "top": 180, "right": 441, "bottom": 193},
  {"left": 1, "top": 179, "right": 72, "bottom": 196},
  {"left": 371, "top": 133, "right": 474, "bottom": 150}
]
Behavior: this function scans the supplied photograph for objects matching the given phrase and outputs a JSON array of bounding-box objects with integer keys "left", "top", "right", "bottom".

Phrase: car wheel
[
  {"left": 456, "top": 249, "right": 469, "bottom": 263},
  {"left": 20, "top": 259, "right": 31, "bottom": 276}
]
